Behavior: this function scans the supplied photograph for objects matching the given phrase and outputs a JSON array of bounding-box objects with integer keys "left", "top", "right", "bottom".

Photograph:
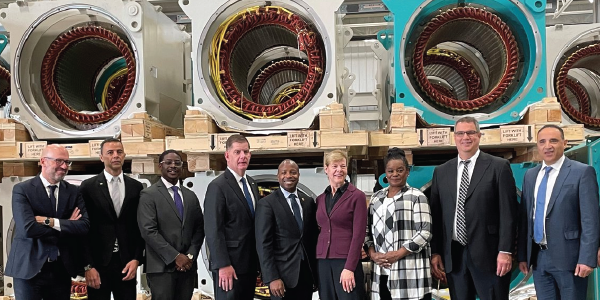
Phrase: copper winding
[
  {"left": 71, "top": 280, "right": 87, "bottom": 296},
  {"left": 40, "top": 26, "right": 135, "bottom": 124},
  {"left": 556, "top": 44, "right": 600, "bottom": 127},
  {"left": 565, "top": 78, "right": 591, "bottom": 117},
  {"left": 216, "top": 6, "right": 324, "bottom": 118},
  {"left": 413, "top": 7, "right": 519, "bottom": 111},
  {"left": 0, "top": 65, "right": 10, "bottom": 107},
  {"left": 423, "top": 49, "right": 482, "bottom": 100},
  {"left": 250, "top": 60, "right": 309, "bottom": 103}
]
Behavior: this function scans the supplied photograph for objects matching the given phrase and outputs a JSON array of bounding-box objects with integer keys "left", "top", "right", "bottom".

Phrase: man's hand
[
  {"left": 340, "top": 269, "right": 355, "bottom": 293},
  {"left": 496, "top": 252, "right": 512, "bottom": 277},
  {"left": 518, "top": 262, "right": 529, "bottom": 275},
  {"left": 430, "top": 254, "right": 446, "bottom": 282},
  {"left": 69, "top": 208, "right": 81, "bottom": 220},
  {"left": 35, "top": 216, "right": 54, "bottom": 227},
  {"left": 218, "top": 265, "right": 238, "bottom": 292},
  {"left": 122, "top": 260, "right": 139, "bottom": 281},
  {"left": 175, "top": 254, "right": 192, "bottom": 272},
  {"left": 85, "top": 268, "right": 101, "bottom": 289},
  {"left": 575, "top": 264, "right": 593, "bottom": 278},
  {"left": 269, "top": 279, "right": 285, "bottom": 298}
]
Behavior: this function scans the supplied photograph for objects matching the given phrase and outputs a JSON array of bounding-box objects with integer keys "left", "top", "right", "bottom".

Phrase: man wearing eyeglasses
[
  {"left": 79, "top": 138, "right": 144, "bottom": 300},
  {"left": 138, "top": 149, "right": 205, "bottom": 300},
  {"left": 430, "top": 116, "right": 517, "bottom": 300},
  {"left": 5, "top": 144, "right": 90, "bottom": 300}
]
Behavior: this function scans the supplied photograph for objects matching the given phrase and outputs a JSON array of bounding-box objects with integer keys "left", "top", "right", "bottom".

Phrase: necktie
[
  {"left": 240, "top": 177, "right": 255, "bottom": 217},
  {"left": 456, "top": 160, "right": 471, "bottom": 246},
  {"left": 171, "top": 186, "right": 184, "bottom": 219},
  {"left": 48, "top": 185, "right": 58, "bottom": 216},
  {"left": 289, "top": 194, "right": 303, "bottom": 231},
  {"left": 534, "top": 166, "right": 553, "bottom": 243},
  {"left": 111, "top": 177, "right": 122, "bottom": 217}
]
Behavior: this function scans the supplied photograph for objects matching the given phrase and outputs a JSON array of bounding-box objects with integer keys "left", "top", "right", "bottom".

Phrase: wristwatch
[
  {"left": 84, "top": 264, "right": 93, "bottom": 272},
  {"left": 187, "top": 254, "right": 193, "bottom": 260},
  {"left": 44, "top": 217, "right": 51, "bottom": 226}
]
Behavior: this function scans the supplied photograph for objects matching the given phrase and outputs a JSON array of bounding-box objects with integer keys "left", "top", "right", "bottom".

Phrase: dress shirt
[
  {"left": 160, "top": 177, "right": 184, "bottom": 205},
  {"left": 104, "top": 170, "right": 125, "bottom": 204},
  {"left": 40, "top": 175, "right": 61, "bottom": 231},
  {"left": 325, "top": 181, "right": 349, "bottom": 215},
  {"left": 227, "top": 167, "right": 256, "bottom": 207},
  {"left": 453, "top": 150, "right": 480, "bottom": 241},
  {"left": 280, "top": 188, "right": 302, "bottom": 220},
  {"left": 533, "top": 155, "right": 565, "bottom": 245}
]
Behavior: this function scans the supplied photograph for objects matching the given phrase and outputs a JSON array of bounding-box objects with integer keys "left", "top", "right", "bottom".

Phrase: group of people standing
[{"left": 4, "top": 116, "right": 600, "bottom": 300}]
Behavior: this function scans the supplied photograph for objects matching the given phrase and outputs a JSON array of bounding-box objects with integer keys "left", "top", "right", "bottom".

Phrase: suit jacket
[
  {"left": 315, "top": 183, "right": 367, "bottom": 271},
  {"left": 430, "top": 152, "right": 517, "bottom": 273},
  {"left": 5, "top": 175, "right": 90, "bottom": 279},
  {"left": 517, "top": 157, "right": 600, "bottom": 270},
  {"left": 255, "top": 188, "right": 318, "bottom": 287},
  {"left": 79, "top": 173, "right": 144, "bottom": 268},
  {"left": 137, "top": 179, "right": 204, "bottom": 273},
  {"left": 204, "top": 168, "right": 261, "bottom": 274}
]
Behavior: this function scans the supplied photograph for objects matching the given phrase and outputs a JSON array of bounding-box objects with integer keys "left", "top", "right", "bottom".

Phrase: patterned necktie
[
  {"left": 240, "top": 177, "right": 255, "bottom": 217},
  {"left": 111, "top": 177, "right": 122, "bottom": 217},
  {"left": 456, "top": 160, "right": 471, "bottom": 246},
  {"left": 171, "top": 186, "right": 184, "bottom": 219},
  {"left": 289, "top": 194, "right": 303, "bottom": 231},
  {"left": 48, "top": 185, "right": 58, "bottom": 216},
  {"left": 534, "top": 166, "right": 553, "bottom": 243}
]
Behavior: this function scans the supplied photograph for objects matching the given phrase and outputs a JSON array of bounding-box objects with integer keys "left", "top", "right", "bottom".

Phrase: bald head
[{"left": 40, "top": 144, "right": 70, "bottom": 184}]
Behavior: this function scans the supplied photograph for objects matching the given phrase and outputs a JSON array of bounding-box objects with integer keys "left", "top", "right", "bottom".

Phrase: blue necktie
[
  {"left": 534, "top": 166, "right": 552, "bottom": 243},
  {"left": 171, "top": 186, "right": 184, "bottom": 219},
  {"left": 289, "top": 194, "right": 303, "bottom": 231},
  {"left": 48, "top": 185, "right": 57, "bottom": 217},
  {"left": 240, "top": 177, "right": 255, "bottom": 217}
]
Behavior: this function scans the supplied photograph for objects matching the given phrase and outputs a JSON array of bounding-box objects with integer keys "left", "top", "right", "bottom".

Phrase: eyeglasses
[
  {"left": 454, "top": 131, "right": 479, "bottom": 137},
  {"left": 44, "top": 157, "right": 72, "bottom": 166},
  {"left": 161, "top": 160, "right": 183, "bottom": 167}
]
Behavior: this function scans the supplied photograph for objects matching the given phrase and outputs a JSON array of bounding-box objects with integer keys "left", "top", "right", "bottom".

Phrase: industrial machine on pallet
[
  {"left": 381, "top": 0, "right": 547, "bottom": 126},
  {"left": 0, "top": 0, "right": 191, "bottom": 140}
]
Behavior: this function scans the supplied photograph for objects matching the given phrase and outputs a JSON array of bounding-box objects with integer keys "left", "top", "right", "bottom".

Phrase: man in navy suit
[
  {"left": 5, "top": 144, "right": 90, "bottom": 300},
  {"left": 518, "top": 124, "right": 599, "bottom": 300}
]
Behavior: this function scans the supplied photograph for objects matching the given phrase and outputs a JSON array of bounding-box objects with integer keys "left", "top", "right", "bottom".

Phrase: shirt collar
[
  {"left": 325, "top": 181, "right": 349, "bottom": 194},
  {"left": 40, "top": 175, "right": 58, "bottom": 188},
  {"left": 280, "top": 188, "right": 298, "bottom": 199},
  {"left": 161, "top": 177, "right": 180, "bottom": 190},
  {"left": 228, "top": 167, "right": 248, "bottom": 183},
  {"left": 103, "top": 170, "right": 124, "bottom": 183},
  {"left": 457, "top": 149, "right": 481, "bottom": 167},
  {"left": 541, "top": 155, "right": 565, "bottom": 172}
]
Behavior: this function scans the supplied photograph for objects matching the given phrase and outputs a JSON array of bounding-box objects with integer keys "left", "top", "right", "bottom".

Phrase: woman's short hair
[{"left": 324, "top": 150, "right": 348, "bottom": 167}]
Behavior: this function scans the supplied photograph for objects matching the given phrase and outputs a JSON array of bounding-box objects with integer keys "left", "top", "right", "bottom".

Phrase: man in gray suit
[
  {"left": 518, "top": 125, "right": 599, "bottom": 300},
  {"left": 138, "top": 150, "right": 205, "bottom": 300}
]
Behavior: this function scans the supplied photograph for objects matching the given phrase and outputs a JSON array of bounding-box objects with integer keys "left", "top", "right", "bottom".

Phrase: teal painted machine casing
[{"left": 381, "top": 0, "right": 547, "bottom": 126}]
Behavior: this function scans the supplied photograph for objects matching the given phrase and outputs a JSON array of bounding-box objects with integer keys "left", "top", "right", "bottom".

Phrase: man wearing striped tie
[
  {"left": 518, "top": 125, "right": 599, "bottom": 300},
  {"left": 430, "top": 116, "right": 518, "bottom": 300}
]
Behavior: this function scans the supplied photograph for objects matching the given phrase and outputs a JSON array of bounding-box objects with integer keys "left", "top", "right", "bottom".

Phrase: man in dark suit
[
  {"left": 518, "top": 125, "right": 599, "bottom": 300},
  {"left": 137, "top": 150, "right": 205, "bottom": 300},
  {"left": 205, "top": 134, "right": 261, "bottom": 300},
  {"left": 79, "top": 138, "right": 144, "bottom": 300},
  {"left": 255, "top": 159, "right": 318, "bottom": 300},
  {"left": 430, "top": 116, "right": 517, "bottom": 300},
  {"left": 5, "top": 144, "right": 90, "bottom": 300}
]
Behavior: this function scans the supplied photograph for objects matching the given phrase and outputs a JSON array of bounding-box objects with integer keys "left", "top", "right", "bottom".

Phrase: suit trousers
[
  {"left": 87, "top": 252, "right": 137, "bottom": 300},
  {"left": 212, "top": 271, "right": 257, "bottom": 300},
  {"left": 446, "top": 241, "right": 510, "bottom": 300},
  {"left": 13, "top": 258, "right": 71, "bottom": 300},
  {"left": 272, "top": 258, "right": 315, "bottom": 300},
  {"left": 146, "top": 270, "right": 196, "bottom": 300},
  {"left": 532, "top": 248, "right": 588, "bottom": 300},
  {"left": 318, "top": 259, "right": 365, "bottom": 300},
  {"left": 378, "top": 275, "right": 432, "bottom": 300}
]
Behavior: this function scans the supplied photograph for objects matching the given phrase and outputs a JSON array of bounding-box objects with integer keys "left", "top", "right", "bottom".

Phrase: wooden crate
[
  {"left": 3, "top": 161, "right": 39, "bottom": 176},
  {"left": 320, "top": 131, "right": 368, "bottom": 148},
  {"left": 417, "top": 128, "right": 452, "bottom": 147},
  {"left": 387, "top": 103, "right": 418, "bottom": 133},
  {"left": 131, "top": 157, "right": 160, "bottom": 174},
  {"left": 319, "top": 103, "right": 347, "bottom": 132},
  {"left": 522, "top": 97, "right": 562, "bottom": 125},
  {"left": 0, "top": 121, "right": 31, "bottom": 145},
  {"left": 187, "top": 154, "right": 226, "bottom": 172},
  {"left": 0, "top": 141, "right": 48, "bottom": 159},
  {"left": 123, "top": 139, "right": 166, "bottom": 155},
  {"left": 369, "top": 131, "right": 420, "bottom": 147},
  {"left": 184, "top": 110, "right": 220, "bottom": 137},
  {"left": 121, "top": 112, "right": 184, "bottom": 142}
]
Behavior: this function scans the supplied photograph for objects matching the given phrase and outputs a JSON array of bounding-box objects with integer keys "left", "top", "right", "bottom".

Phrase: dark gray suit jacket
[
  {"left": 518, "top": 157, "right": 600, "bottom": 270},
  {"left": 430, "top": 151, "right": 518, "bottom": 273},
  {"left": 204, "top": 168, "right": 261, "bottom": 274},
  {"left": 255, "top": 188, "right": 318, "bottom": 287},
  {"left": 137, "top": 179, "right": 204, "bottom": 273}
]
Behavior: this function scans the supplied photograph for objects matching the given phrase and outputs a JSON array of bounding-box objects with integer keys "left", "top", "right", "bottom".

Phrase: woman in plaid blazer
[{"left": 366, "top": 148, "right": 432, "bottom": 300}]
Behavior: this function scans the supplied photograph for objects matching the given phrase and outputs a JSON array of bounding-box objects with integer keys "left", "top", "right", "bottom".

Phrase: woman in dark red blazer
[{"left": 316, "top": 150, "right": 367, "bottom": 300}]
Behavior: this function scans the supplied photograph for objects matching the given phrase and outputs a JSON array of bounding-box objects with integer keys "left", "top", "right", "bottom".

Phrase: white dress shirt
[
  {"left": 280, "top": 188, "right": 302, "bottom": 219},
  {"left": 161, "top": 177, "right": 184, "bottom": 205},
  {"left": 533, "top": 155, "right": 565, "bottom": 245},
  {"left": 453, "top": 150, "right": 480, "bottom": 241},
  {"left": 40, "top": 175, "right": 61, "bottom": 231},
  {"left": 104, "top": 170, "right": 125, "bottom": 206},
  {"left": 228, "top": 167, "right": 256, "bottom": 208}
]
